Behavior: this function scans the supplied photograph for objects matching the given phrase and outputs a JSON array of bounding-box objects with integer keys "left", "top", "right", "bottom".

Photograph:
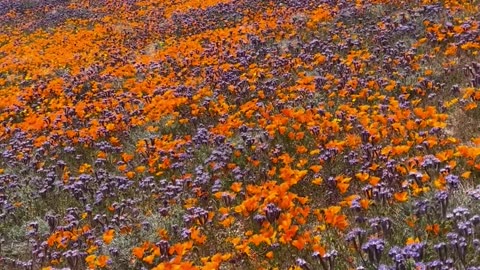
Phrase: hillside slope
[{"left": 0, "top": 0, "right": 480, "bottom": 269}]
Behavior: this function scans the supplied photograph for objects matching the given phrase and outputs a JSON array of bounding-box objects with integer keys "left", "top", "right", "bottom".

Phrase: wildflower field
[{"left": 0, "top": 0, "right": 480, "bottom": 269}]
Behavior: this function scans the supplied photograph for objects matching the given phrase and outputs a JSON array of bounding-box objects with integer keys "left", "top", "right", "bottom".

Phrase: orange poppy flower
[
  {"left": 394, "top": 191, "right": 408, "bottom": 202},
  {"left": 102, "top": 229, "right": 115, "bottom": 245}
]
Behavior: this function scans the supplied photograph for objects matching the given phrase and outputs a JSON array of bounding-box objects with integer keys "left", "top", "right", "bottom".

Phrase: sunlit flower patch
[{"left": 0, "top": 0, "right": 479, "bottom": 269}]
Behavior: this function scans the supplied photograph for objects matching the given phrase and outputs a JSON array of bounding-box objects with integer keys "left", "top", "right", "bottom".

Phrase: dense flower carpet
[{"left": 0, "top": 0, "right": 479, "bottom": 269}]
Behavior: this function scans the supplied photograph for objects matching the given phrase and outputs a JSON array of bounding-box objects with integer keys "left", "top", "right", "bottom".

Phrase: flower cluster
[{"left": 0, "top": 0, "right": 479, "bottom": 269}]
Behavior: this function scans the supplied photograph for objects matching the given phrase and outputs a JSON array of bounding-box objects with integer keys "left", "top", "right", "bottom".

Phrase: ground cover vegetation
[{"left": 0, "top": 0, "right": 480, "bottom": 269}]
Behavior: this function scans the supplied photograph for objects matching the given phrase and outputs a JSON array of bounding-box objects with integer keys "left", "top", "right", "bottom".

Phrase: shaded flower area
[{"left": 0, "top": 0, "right": 480, "bottom": 269}]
